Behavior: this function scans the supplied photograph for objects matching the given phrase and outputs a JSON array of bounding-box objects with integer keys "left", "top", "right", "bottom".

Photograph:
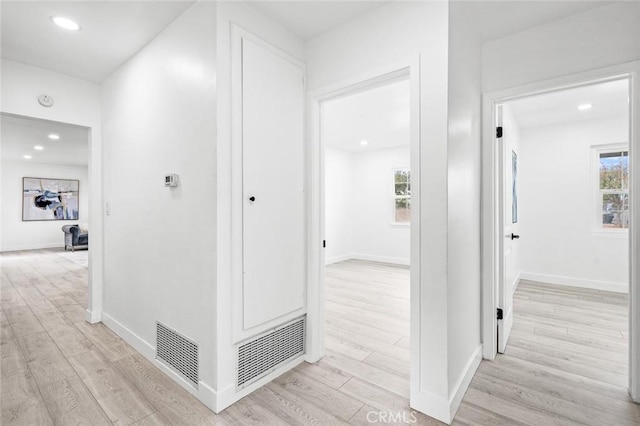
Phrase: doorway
[
  {"left": 482, "top": 65, "right": 640, "bottom": 401},
  {"left": 0, "top": 113, "right": 94, "bottom": 312},
  {"left": 320, "top": 76, "right": 412, "bottom": 395}
]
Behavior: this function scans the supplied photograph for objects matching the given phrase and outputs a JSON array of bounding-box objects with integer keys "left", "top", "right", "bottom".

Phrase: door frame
[
  {"left": 305, "top": 56, "right": 420, "bottom": 387},
  {"left": 481, "top": 61, "right": 640, "bottom": 401}
]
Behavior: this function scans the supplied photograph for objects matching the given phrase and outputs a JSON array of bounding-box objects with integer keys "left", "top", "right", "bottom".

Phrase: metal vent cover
[
  {"left": 156, "top": 322, "right": 199, "bottom": 388},
  {"left": 237, "top": 316, "right": 305, "bottom": 388}
]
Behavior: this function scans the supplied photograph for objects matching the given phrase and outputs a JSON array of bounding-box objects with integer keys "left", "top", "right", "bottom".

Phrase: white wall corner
[
  {"left": 448, "top": 345, "right": 482, "bottom": 421},
  {"left": 410, "top": 389, "right": 453, "bottom": 424},
  {"left": 213, "top": 355, "right": 305, "bottom": 413},
  {"left": 351, "top": 253, "right": 411, "bottom": 266},
  {"left": 325, "top": 253, "right": 355, "bottom": 265},
  {"left": 84, "top": 308, "right": 102, "bottom": 324}
]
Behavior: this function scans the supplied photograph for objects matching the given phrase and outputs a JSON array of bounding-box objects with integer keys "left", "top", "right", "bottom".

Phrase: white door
[
  {"left": 497, "top": 105, "right": 519, "bottom": 353},
  {"left": 241, "top": 38, "right": 305, "bottom": 331}
]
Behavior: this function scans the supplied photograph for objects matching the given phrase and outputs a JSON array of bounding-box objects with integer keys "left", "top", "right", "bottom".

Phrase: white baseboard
[
  {"left": 325, "top": 253, "right": 354, "bottom": 265},
  {"left": 85, "top": 309, "right": 102, "bottom": 324},
  {"left": 410, "top": 346, "right": 482, "bottom": 425},
  {"left": 448, "top": 345, "right": 482, "bottom": 422},
  {"left": 327, "top": 253, "right": 410, "bottom": 266},
  {"left": 520, "top": 271, "right": 628, "bottom": 294},
  {"left": 0, "top": 242, "right": 64, "bottom": 252},
  {"left": 214, "top": 355, "right": 305, "bottom": 413},
  {"left": 100, "top": 312, "right": 218, "bottom": 412},
  {"left": 410, "top": 388, "right": 451, "bottom": 424}
]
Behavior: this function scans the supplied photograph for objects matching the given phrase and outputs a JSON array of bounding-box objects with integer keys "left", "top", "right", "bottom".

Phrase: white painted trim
[
  {"left": 350, "top": 253, "right": 410, "bottom": 266},
  {"left": 409, "top": 390, "right": 450, "bottom": 425},
  {"left": 448, "top": 345, "right": 482, "bottom": 421},
  {"left": 481, "top": 61, "right": 639, "bottom": 401},
  {"left": 85, "top": 309, "right": 101, "bottom": 324},
  {"left": 101, "top": 312, "right": 219, "bottom": 412},
  {"left": 325, "top": 254, "right": 353, "bottom": 265},
  {"left": 520, "top": 272, "right": 628, "bottom": 294},
  {"left": 214, "top": 356, "right": 305, "bottom": 413},
  {"left": 307, "top": 56, "right": 421, "bottom": 406},
  {"left": 325, "top": 253, "right": 410, "bottom": 266},
  {"left": 0, "top": 242, "right": 64, "bottom": 252}
]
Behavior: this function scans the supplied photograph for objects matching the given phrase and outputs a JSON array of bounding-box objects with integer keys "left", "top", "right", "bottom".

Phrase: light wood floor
[{"left": 1, "top": 251, "right": 638, "bottom": 425}]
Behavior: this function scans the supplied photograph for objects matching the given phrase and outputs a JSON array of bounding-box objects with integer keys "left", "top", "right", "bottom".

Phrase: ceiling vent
[
  {"left": 156, "top": 321, "right": 199, "bottom": 388},
  {"left": 237, "top": 316, "right": 305, "bottom": 389}
]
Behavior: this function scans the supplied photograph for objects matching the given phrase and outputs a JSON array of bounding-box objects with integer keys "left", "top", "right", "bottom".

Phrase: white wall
[
  {"left": 446, "top": 1, "right": 483, "bottom": 412},
  {"left": 0, "top": 59, "right": 103, "bottom": 321},
  {"left": 0, "top": 160, "right": 88, "bottom": 251},
  {"left": 482, "top": 2, "right": 640, "bottom": 92},
  {"left": 101, "top": 1, "right": 218, "bottom": 407},
  {"left": 325, "top": 147, "right": 353, "bottom": 263},
  {"left": 519, "top": 117, "right": 629, "bottom": 292},
  {"left": 307, "top": 2, "right": 458, "bottom": 422},
  {"left": 325, "top": 145, "right": 410, "bottom": 265}
]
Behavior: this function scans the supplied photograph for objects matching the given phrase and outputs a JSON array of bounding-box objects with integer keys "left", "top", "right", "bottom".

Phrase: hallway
[{"left": 1, "top": 251, "right": 638, "bottom": 425}]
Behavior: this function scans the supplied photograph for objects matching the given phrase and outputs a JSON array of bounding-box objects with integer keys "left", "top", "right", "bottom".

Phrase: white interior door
[
  {"left": 497, "top": 105, "right": 518, "bottom": 353},
  {"left": 241, "top": 38, "right": 305, "bottom": 331}
]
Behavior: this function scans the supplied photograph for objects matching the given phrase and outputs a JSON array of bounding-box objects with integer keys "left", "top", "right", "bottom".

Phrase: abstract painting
[
  {"left": 23, "top": 177, "right": 79, "bottom": 221},
  {"left": 512, "top": 150, "right": 518, "bottom": 224}
]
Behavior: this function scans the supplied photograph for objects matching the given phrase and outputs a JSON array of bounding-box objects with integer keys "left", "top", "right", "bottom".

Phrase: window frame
[
  {"left": 592, "top": 143, "right": 629, "bottom": 235},
  {"left": 392, "top": 167, "right": 411, "bottom": 226}
]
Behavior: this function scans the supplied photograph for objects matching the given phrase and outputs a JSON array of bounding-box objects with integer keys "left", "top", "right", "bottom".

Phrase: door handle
[
  {"left": 511, "top": 233, "right": 520, "bottom": 240},
  {"left": 249, "top": 196, "right": 256, "bottom": 202}
]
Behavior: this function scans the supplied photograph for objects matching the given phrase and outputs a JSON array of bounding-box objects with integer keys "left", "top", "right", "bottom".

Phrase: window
[
  {"left": 393, "top": 169, "right": 410, "bottom": 224},
  {"left": 597, "top": 147, "right": 629, "bottom": 230}
]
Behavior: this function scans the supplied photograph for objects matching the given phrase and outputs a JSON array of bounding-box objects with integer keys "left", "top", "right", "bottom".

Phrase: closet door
[{"left": 241, "top": 37, "right": 305, "bottom": 330}]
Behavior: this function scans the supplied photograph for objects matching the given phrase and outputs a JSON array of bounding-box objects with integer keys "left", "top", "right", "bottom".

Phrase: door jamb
[{"left": 481, "top": 61, "right": 640, "bottom": 401}]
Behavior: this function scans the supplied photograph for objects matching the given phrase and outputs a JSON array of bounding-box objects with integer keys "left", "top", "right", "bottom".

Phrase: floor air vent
[
  {"left": 156, "top": 322, "right": 199, "bottom": 388},
  {"left": 237, "top": 316, "right": 305, "bottom": 388}
]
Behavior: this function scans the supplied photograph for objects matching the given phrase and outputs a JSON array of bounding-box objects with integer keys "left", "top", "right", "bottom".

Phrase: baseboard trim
[
  {"left": 214, "top": 355, "right": 305, "bottom": 413},
  {"left": 520, "top": 272, "right": 628, "bottom": 294},
  {"left": 448, "top": 345, "right": 482, "bottom": 421},
  {"left": 85, "top": 309, "right": 102, "bottom": 324},
  {"left": 0, "top": 242, "right": 64, "bottom": 252},
  {"left": 100, "top": 312, "right": 218, "bottom": 412},
  {"left": 410, "top": 388, "right": 451, "bottom": 424},
  {"left": 325, "top": 253, "right": 354, "bottom": 265}
]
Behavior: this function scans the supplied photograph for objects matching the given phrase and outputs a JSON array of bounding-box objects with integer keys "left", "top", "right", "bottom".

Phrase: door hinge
[
  {"left": 322, "top": 240, "right": 326, "bottom": 248},
  {"left": 496, "top": 126, "right": 503, "bottom": 138},
  {"left": 497, "top": 308, "right": 503, "bottom": 320}
]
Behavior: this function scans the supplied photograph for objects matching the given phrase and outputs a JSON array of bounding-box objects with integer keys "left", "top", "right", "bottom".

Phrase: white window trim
[
  {"left": 591, "top": 142, "right": 629, "bottom": 236},
  {"left": 392, "top": 167, "right": 411, "bottom": 225}
]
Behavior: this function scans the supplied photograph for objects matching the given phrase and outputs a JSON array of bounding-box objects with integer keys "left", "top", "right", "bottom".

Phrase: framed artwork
[
  {"left": 22, "top": 177, "right": 79, "bottom": 221},
  {"left": 512, "top": 150, "right": 518, "bottom": 223}
]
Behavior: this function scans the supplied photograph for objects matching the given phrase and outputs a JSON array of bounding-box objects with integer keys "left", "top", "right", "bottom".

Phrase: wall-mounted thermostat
[{"left": 164, "top": 174, "right": 179, "bottom": 187}]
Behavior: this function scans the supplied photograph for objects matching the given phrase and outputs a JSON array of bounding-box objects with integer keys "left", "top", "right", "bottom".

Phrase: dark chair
[{"left": 62, "top": 224, "right": 89, "bottom": 251}]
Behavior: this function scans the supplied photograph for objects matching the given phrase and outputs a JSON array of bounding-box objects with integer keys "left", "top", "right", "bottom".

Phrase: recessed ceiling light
[
  {"left": 577, "top": 103, "right": 592, "bottom": 111},
  {"left": 48, "top": 133, "right": 60, "bottom": 140},
  {"left": 23, "top": 155, "right": 32, "bottom": 159},
  {"left": 50, "top": 16, "right": 81, "bottom": 31},
  {"left": 360, "top": 140, "right": 369, "bottom": 146},
  {"left": 34, "top": 145, "right": 44, "bottom": 151}
]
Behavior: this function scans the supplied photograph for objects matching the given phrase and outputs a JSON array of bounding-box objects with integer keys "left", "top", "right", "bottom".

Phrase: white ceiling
[
  {"left": 322, "top": 78, "right": 410, "bottom": 152},
  {"left": 1, "top": 1, "right": 619, "bottom": 84},
  {"left": 246, "top": 1, "right": 390, "bottom": 40},
  {"left": 0, "top": 1, "right": 195, "bottom": 83},
  {"left": 1, "top": 114, "right": 89, "bottom": 167},
  {"left": 507, "top": 79, "right": 629, "bottom": 129}
]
